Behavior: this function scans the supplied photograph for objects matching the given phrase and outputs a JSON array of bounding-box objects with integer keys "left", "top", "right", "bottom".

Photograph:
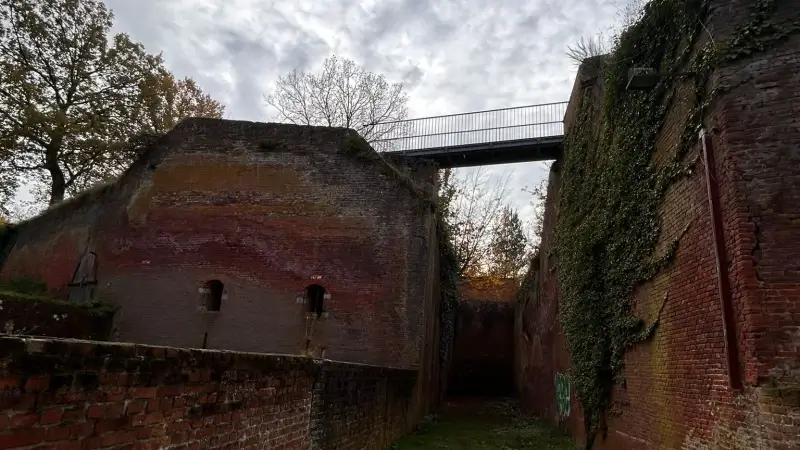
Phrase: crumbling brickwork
[
  {"left": 0, "top": 119, "right": 439, "bottom": 374},
  {"left": 449, "top": 278, "right": 516, "bottom": 396},
  {"left": 0, "top": 336, "right": 417, "bottom": 450},
  {"left": 516, "top": 1, "right": 800, "bottom": 448}
]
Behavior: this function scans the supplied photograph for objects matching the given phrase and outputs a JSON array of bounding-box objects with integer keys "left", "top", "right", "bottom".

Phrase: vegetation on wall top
[
  {"left": 554, "top": 0, "right": 793, "bottom": 446},
  {"left": 0, "top": 276, "right": 116, "bottom": 316}
]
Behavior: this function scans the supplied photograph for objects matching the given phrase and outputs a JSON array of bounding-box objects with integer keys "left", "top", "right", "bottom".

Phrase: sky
[{"left": 14, "top": 0, "right": 628, "bottom": 221}]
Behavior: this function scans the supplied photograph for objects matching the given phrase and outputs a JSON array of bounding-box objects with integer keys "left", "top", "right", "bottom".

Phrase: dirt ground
[{"left": 392, "top": 397, "right": 578, "bottom": 450}]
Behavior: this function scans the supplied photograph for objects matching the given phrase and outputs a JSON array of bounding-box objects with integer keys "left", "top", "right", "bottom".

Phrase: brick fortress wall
[
  {"left": 0, "top": 336, "right": 417, "bottom": 450},
  {"left": 448, "top": 278, "right": 516, "bottom": 396},
  {"left": 0, "top": 119, "right": 439, "bottom": 374},
  {"left": 516, "top": 1, "right": 800, "bottom": 448},
  {"left": 515, "top": 162, "right": 567, "bottom": 422}
]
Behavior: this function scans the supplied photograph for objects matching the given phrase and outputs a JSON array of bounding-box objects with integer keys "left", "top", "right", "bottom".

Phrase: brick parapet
[{"left": 0, "top": 336, "right": 419, "bottom": 449}]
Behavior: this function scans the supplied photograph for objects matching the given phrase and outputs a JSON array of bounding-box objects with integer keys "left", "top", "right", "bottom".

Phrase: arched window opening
[
  {"left": 204, "top": 280, "right": 224, "bottom": 312},
  {"left": 305, "top": 284, "right": 326, "bottom": 318}
]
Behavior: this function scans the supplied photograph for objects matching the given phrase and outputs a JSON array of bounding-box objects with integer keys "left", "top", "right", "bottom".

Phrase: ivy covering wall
[
  {"left": 553, "top": 0, "right": 796, "bottom": 446},
  {"left": 437, "top": 209, "right": 460, "bottom": 396}
]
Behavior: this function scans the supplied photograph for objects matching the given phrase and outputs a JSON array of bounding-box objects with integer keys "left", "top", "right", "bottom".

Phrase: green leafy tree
[
  {"left": 0, "top": 163, "right": 16, "bottom": 216},
  {"left": 133, "top": 67, "right": 225, "bottom": 134},
  {"left": 0, "top": 0, "right": 224, "bottom": 207},
  {"left": 488, "top": 206, "right": 529, "bottom": 279},
  {"left": 436, "top": 168, "right": 458, "bottom": 221}
]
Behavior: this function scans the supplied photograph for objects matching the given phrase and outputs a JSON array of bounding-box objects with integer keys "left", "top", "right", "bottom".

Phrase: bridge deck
[
  {"left": 390, "top": 136, "right": 563, "bottom": 168},
  {"left": 369, "top": 102, "right": 568, "bottom": 167}
]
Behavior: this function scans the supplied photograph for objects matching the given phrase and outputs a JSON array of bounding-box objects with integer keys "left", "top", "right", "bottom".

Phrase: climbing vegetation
[
  {"left": 554, "top": 0, "right": 795, "bottom": 444},
  {"left": 436, "top": 205, "right": 460, "bottom": 395}
]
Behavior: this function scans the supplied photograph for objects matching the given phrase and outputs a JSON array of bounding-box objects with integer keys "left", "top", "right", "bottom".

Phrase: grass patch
[
  {"left": 393, "top": 407, "right": 577, "bottom": 450},
  {"left": 0, "top": 289, "right": 52, "bottom": 301}
]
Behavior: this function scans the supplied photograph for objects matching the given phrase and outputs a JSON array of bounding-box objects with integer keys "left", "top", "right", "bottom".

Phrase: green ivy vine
[
  {"left": 554, "top": 0, "right": 794, "bottom": 445},
  {"left": 436, "top": 207, "right": 460, "bottom": 395}
]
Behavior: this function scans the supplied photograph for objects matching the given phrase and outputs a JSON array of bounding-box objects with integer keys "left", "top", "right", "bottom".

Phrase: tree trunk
[{"left": 45, "top": 140, "right": 65, "bottom": 205}]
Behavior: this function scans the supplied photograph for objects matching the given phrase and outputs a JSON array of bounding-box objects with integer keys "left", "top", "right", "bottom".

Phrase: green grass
[
  {"left": 0, "top": 289, "right": 52, "bottom": 301},
  {"left": 393, "top": 400, "right": 578, "bottom": 450}
]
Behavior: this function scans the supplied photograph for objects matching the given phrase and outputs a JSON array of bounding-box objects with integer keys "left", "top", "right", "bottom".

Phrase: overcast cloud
[{"left": 16, "top": 0, "right": 626, "bottom": 221}]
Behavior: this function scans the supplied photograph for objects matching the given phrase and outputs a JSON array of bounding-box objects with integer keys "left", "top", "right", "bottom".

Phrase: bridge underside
[{"left": 388, "top": 136, "right": 564, "bottom": 168}]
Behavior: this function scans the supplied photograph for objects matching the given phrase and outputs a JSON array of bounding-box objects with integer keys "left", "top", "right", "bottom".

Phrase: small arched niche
[
  {"left": 203, "top": 280, "right": 224, "bottom": 312},
  {"left": 305, "top": 284, "right": 326, "bottom": 318}
]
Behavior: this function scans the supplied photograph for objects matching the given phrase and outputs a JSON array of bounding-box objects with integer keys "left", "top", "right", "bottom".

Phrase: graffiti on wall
[{"left": 555, "top": 372, "right": 570, "bottom": 417}]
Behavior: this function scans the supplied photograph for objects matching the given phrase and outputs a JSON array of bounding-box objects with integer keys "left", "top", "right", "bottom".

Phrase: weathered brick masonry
[
  {"left": 449, "top": 278, "right": 516, "bottom": 396},
  {"left": 0, "top": 119, "right": 439, "bottom": 374},
  {"left": 515, "top": 163, "right": 568, "bottom": 423},
  {"left": 516, "top": 1, "right": 800, "bottom": 448},
  {"left": 310, "top": 362, "right": 415, "bottom": 449},
  {"left": 0, "top": 336, "right": 417, "bottom": 450}
]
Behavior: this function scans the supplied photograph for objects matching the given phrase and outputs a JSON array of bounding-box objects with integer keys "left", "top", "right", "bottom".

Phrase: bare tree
[
  {"left": 565, "top": 0, "right": 650, "bottom": 67},
  {"left": 264, "top": 55, "right": 410, "bottom": 143},
  {"left": 441, "top": 167, "right": 512, "bottom": 277}
]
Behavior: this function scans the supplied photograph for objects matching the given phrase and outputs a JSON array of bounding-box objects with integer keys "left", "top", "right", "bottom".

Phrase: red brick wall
[
  {"left": 516, "top": 162, "right": 572, "bottom": 424},
  {"left": 516, "top": 2, "right": 800, "bottom": 448},
  {"left": 0, "top": 336, "right": 418, "bottom": 450},
  {"left": 310, "top": 362, "right": 416, "bottom": 449},
  {"left": 449, "top": 299, "right": 516, "bottom": 396},
  {"left": 0, "top": 120, "right": 439, "bottom": 372},
  {"left": 708, "top": 0, "right": 800, "bottom": 388},
  {"left": 448, "top": 278, "right": 516, "bottom": 396}
]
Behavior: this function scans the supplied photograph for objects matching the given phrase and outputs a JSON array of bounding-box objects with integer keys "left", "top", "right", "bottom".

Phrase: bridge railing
[{"left": 367, "top": 101, "right": 568, "bottom": 153}]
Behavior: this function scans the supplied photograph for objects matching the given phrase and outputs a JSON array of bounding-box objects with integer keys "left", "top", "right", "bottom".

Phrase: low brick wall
[
  {"left": 311, "top": 363, "right": 416, "bottom": 449},
  {"left": 0, "top": 294, "right": 114, "bottom": 341},
  {"left": 0, "top": 336, "right": 418, "bottom": 449}
]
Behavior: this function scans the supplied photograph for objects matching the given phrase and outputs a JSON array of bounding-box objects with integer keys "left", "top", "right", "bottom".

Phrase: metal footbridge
[{"left": 368, "top": 101, "right": 568, "bottom": 168}]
